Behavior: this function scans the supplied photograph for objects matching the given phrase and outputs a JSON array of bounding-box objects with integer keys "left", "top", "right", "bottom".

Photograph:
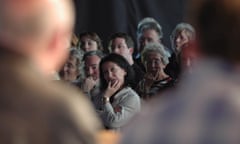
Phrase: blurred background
[{"left": 73, "top": 0, "right": 186, "bottom": 52}]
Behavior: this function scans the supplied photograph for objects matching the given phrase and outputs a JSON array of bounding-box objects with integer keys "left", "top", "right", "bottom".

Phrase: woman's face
[
  {"left": 62, "top": 56, "right": 79, "bottom": 81},
  {"left": 80, "top": 36, "right": 98, "bottom": 52},
  {"left": 144, "top": 52, "right": 166, "bottom": 76},
  {"left": 102, "top": 61, "right": 126, "bottom": 88},
  {"left": 174, "top": 30, "right": 189, "bottom": 52}
]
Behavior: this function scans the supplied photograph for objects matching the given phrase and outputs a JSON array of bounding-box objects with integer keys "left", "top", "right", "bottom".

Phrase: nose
[
  {"left": 175, "top": 36, "right": 181, "bottom": 44},
  {"left": 113, "top": 47, "right": 119, "bottom": 53},
  {"left": 63, "top": 64, "right": 68, "bottom": 72},
  {"left": 82, "top": 43, "right": 89, "bottom": 51},
  {"left": 105, "top": 71, "right": 113, "bottom": 82},
  {"left": 87, "top": 67, "right": 93, "bottom": 76},
  {"left": 151, "top": 61, "right": 156, "bottom": 68}
]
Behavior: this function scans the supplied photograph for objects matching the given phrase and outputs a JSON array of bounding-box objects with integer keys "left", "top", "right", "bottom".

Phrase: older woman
[
  {"left": 59, "top": 48, "right": 84, "bottom": 83},
  {"left": 165, "top": 23, "right": 196, "bottom": 79},
  {"left": 79, "top": 32, "right": 104, "bottom": 52},
  {"left": 135, "top": 42, "right": 175, "bottom": 100},
  {"left": 171, "top": 23, "right": 195, "bottom": 54},
  {"left": 95, "top": 53, "right": 141, "bottom": 130}
]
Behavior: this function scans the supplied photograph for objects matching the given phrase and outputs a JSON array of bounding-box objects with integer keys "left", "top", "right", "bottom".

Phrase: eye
[
  {"left": 111, "top": 67, "right": 117, "bottom": 72},
  {"left": 87, "top": 41, "right": 92, "bottom": 46},
  {"left": 92, "top": 65, "right": 97, "bottom": 70},
  {"left": 68, "top": 63, "right": 74, "bottom": 68}
]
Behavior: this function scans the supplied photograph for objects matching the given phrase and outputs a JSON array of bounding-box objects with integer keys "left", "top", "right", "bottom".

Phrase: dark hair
[
  {"left": 99, "top": 53, "right": 135, "bottom": 90},
  {"left": 79, "top": 32, "right": 103, "bottom": 51},
  {"left": 108, "top": 32, "right": 134, "bottom": 52}
]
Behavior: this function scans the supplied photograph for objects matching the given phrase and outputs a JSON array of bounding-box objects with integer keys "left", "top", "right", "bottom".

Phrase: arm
[{"left": 100, "top": 89, "right": 141, "bottom": 129}]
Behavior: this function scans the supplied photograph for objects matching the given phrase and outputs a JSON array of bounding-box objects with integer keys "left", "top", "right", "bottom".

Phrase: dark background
[{"left": 73, "top": 0, "right": 186, "bottom": 53}]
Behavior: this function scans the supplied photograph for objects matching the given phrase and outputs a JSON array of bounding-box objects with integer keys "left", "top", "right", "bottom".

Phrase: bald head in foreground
[
  {"left": 121, "top": 0, "right": 240, "bottom": 143},
  {"left": 0, "top": 0, "right": 102, "bottom": 144}
]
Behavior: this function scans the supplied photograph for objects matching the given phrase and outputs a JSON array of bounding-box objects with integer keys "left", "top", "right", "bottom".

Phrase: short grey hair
[
  {"left": 171, "top": 22, "right": 196, "bottom": 41},
  {"left": 69, "top": 48, "right": 84, "bottom": 74},
  {"left": 141, "top": 42, "right": 170, "bottom": 65},
  {"left": 137, "top": 17, "right": 163, "bottom": 39},
  {"left": 82, "top": 50, "right": 105, "bottom": 62}
]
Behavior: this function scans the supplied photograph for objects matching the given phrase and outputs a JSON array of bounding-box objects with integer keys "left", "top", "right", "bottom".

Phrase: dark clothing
[
  {"left": 165, "top": 53, "right": 181, "bottom": 80},
  {"left": 130, "top": 63, "right": 145, "bottom": 89},
  {"left": 134, "top": 56, "right": 146, "bottom": 73}
]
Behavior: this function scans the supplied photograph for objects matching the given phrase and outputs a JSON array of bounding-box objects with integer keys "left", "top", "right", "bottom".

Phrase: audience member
[
  {"left": 166, "top": 22, "right": 196, "bottom": 78},
  {"left": 95, "top": 53, "right": 141, "bottom": 130},
  {"left": 0, "top": 0, "right": 102, "bottom": 144},
  {"left": 120, "top": 0, "right": 240, "bottom": 144},
  {"left": 79, "top": 32, "right": 104, "bottom": 52},
  {"left": 59, "top": 48, "right": 84, "bottom": 83},
  {"left": 136, "top": 17, "right": 171, "bottom": 72},
  {"left": 79, "top": 50, "right": 104, "bottom": 98},
  {"left": 108, "top": 32, "right": 144, "bottom": 89},
  {"left": 135, "top": 42, "right": 175, "bottom": 100}
]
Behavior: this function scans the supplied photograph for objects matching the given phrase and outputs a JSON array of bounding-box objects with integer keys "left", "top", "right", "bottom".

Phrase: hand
[
  {"left": 144, "top": 72, "right": 158, "bottom": 89},
  {"left": 82, "top": 77, "right": 97, "bottom": 92},
  {"left": 104, "top": 80, "right": 121, "bottom": 98}
]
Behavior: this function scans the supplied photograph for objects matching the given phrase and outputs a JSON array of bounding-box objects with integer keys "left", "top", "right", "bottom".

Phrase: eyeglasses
[{"left": 145, "top": 59, "right": 162, "bottom": 65}]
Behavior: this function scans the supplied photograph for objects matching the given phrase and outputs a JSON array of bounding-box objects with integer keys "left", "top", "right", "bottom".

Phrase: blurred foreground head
[
  {"left": 188, "top": 0, "right": 240, "bottom": 62},
  {"left": 0, "top": 0, "right": 75, "bottom": 75}
]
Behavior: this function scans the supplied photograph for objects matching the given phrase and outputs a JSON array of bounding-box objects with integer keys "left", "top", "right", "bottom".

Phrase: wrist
[{"left": 103, "top": 97, "right": 110, "bottom": 103}]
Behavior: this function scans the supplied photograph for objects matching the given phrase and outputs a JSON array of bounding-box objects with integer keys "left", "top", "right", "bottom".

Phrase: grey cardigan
[{"left": 96, "top": 87, "right": 141, "bottom": 130}]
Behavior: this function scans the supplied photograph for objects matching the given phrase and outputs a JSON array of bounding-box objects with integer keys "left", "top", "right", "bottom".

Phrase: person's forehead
[
  {"left": 112, "top": 38, "right": 127, "bottom": 45},
  {"left": 141, "top": 29, "right": 159, "bottom": 38},
  {"left": 85, "top": 55, "right": 101, "bottom": 64}
]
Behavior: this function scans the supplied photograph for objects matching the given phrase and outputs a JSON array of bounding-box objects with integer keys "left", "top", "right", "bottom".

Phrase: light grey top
[{"left": 96, "top": 87, "right": 141, "bottom": 130}]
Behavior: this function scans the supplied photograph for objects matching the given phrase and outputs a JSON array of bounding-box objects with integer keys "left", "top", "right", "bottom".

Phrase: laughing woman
[{"left": 95, "top": 53, "right": 141, "bottom": 130}]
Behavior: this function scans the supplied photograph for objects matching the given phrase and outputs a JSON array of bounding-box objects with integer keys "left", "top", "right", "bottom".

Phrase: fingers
[
  {"left": 153, "top": 70, "right": 160, "bottom": 80},
  {"left": 108, "top": 80, "right": 120, "bottom": 88},
  {"left": 105, "top": 80, "right": 121, "bottom": 98}
]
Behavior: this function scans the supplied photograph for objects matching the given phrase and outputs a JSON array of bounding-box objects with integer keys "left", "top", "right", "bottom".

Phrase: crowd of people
[
  {"left": 60, "top": 15, "right": 195, "bottom": 130},
  {"left": 1, "top": 0, "right": 240, "bottom": 143}
]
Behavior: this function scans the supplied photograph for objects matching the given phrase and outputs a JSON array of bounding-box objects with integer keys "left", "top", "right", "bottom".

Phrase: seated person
[
  {"left": 95, "top": 53, "right": 141, "bottom": 130},
  {"left": 79, "top": 32, "right": 104, "bottom": 52},
  {"left": 79, "top": 50, "right": 104, "bottom": 98},
  {"left": 135, "top": 42, "right": 175, "bottom": 100},
  {"left": 108, "top": 32, "right": 145, "bottom": 89},
  {"left": 59, "top": 48, "right": 84, "bottom": 83},
  {"left": 165, "top": 22, "right": 196, "bottom": 79}
]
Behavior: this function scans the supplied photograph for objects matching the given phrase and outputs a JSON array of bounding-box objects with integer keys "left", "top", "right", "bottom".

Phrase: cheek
[
  {"left": 70, "top": 68, "right": 77, "bottom": 74},
  {"left": 160, "top": 63, "right": 166, "bottom": 69}
]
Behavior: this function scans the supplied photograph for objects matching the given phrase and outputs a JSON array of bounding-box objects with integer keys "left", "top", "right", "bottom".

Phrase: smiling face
[
  {"left": 101, "top": 61, "right": 126, "bottom": 88},
  {"left": 63, "top": 56, "right": 79, "bottom": 81},
  {"left": 84, "top": 55, "right": 101, "bottom": 81}
]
